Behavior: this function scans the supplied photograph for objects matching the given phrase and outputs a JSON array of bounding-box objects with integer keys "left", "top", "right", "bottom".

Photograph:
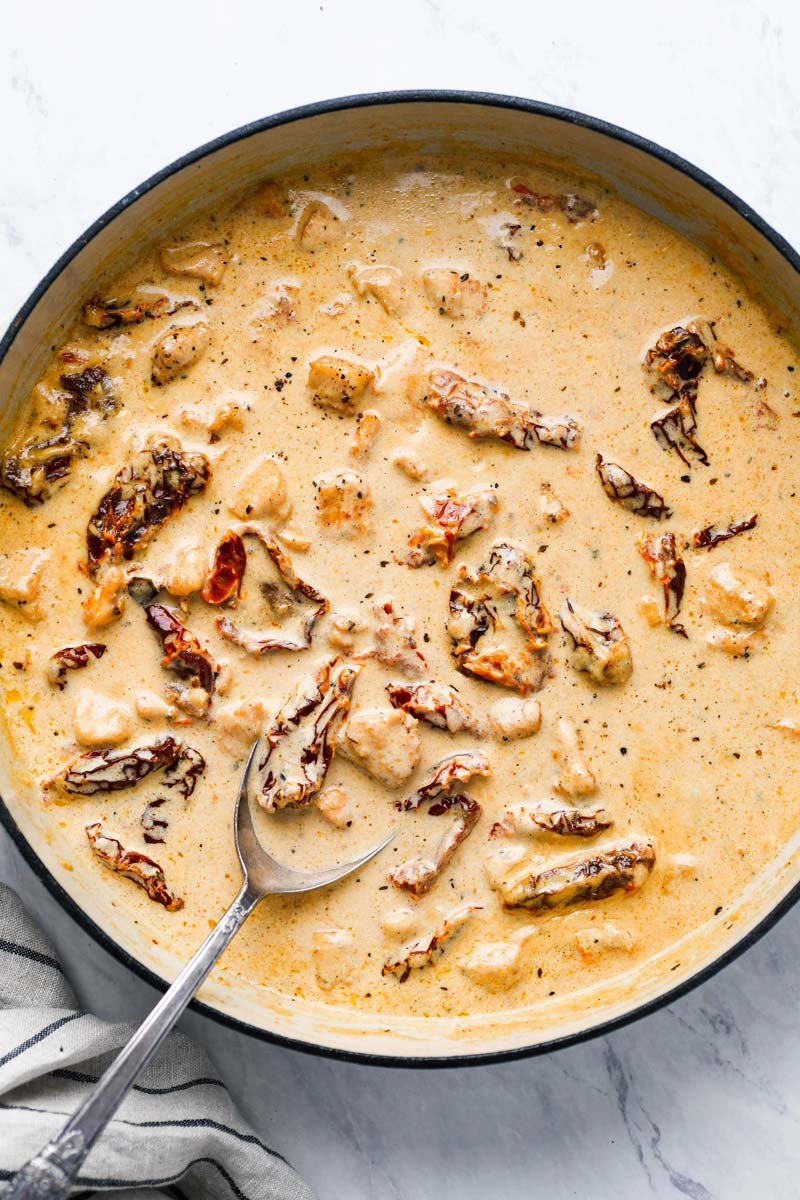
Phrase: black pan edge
[{"left": 2, "top": 89, "right": 799, "bottom": 1069}]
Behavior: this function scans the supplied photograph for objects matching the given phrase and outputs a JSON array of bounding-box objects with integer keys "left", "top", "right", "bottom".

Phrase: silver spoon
[{"left": 9, "top": 741, "right": 394, "bottom": 1198}]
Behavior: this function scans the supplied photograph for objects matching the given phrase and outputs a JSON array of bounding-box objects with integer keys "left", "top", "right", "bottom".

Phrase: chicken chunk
[
  {"left": 135, "top": 691, "right": 177, "bottom": 722},
  {"left": 382, "top": 904, "right": 481, "bottom": 982},
  {"left": 702, "top": 561, "right": 772, "bottom": 655},
  {"left": 0, "top": 548, "right": 48, "bottom": 622},
  {"left": 380, "top": 907, "right": 418, "bottom": 937},
  {"left": 349, "top": 264, "right": 405, "bottom": 315},
  {"left": 228, "top": 455, "right": 291, "bottom": 522},
  {"left": 392, "top": 448, "right": 430, "bottom": 482},
  {"left": 178, "top": 394, "right": 244, "bottom": 438},
  {"left": 81, "top": 565, "right": 129, "bottom": 630},
  {"left": 422, "top": 269, "right": 488, "bottom": 320},
  {"left": 308, "top": 354, "right": 376, "bottom": 412},
  {"left": 162, "top": 684, "right": 208, "bottom": 720},
  {"left": 250, "top": 282, "right": 299, "bottom": 332},
  {"left": 705, "top": 626, "right": 765, "bottom": 657},
  {"left": 72, "top": 691, "right": 134, "bottom": 748},
  {"left": 151, "top": 321, "right": 210, "bottom": 385},
  {"left": 213, "top": 697, "right": 268, "bottom": 756},
  {"left": 482, "top": 838, "right": 528, "bottom": 889},
  {"left": 160, "top": 241, "right": 227, "bottom": 286},
  {"left": 161, "top": 541, "right": 209, "bottom": 598},
  {"left": 294, "top": 196, "right": 348, "bottom": 251},
  {"left": 326, "top": 610, "right": 362, "bottom": 652},
  {"left": 349, "top": 410, "right": 382, "bottom": 459},
  {"left": 572, "top": 920, "right": 635, "bottom": 962},
  {"left": 702, "top": 562, "right": 774, "bottom": 627},
  {"left": 660, "top": 851, "right": 700, "bottom": 893},
  {"left": 340, "top": 706, "right": 421, "bottom": 788},
  {"left": 559, "top": 598, "right": 633, "bottom": 686},
  {"left": 486, "top": 696, "right": 543, "bottom": 741},
  {"left": 315, "top": 469, "right": 372, "bottom": 534},
  {"left": 312, "top": 929, "right": 357, "bottom": 990},
  {"left": 553, "top": 718, "right": 596, "bottom": 797},
  {"left": 1, "top": 420, "right": 82, "bottom": 507},
  {"left": 406, "top": 486, "right": 499, "bottom": 567},
  {"left": 357, "top": 599, "right": 428, "bottom": 677},
  {"left": 459, "top": 929, "right": 535, "bottom": 991},
  {"left": 314, "top": 785, "right": 354, "bottom": 828},
  {"left": 637, "top": 594, "right": 662, "bottom": 627}
]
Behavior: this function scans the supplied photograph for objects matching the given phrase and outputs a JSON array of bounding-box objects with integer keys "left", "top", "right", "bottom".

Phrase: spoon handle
[{"left": 7, "top": 881, "right": 260, "bottom": 1200}]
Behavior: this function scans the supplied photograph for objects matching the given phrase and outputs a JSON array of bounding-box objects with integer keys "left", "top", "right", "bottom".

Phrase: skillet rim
[{"left": 2, "top": 88, "right": 799, "bottom": 1068}]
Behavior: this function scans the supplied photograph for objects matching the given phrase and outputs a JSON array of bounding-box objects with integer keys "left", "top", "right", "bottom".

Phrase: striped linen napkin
[{"left": 0, "top": 883, "right": 314, "bottom": 1199}]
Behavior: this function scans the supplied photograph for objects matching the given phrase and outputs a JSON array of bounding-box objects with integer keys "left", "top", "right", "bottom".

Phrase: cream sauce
[{"left": 2, "top": 152, "right": 800, "bottom": 1032}]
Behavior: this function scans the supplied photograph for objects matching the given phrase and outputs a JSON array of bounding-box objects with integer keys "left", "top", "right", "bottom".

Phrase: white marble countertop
[{"left": 2, "top": 2, "right": 800, "bottom": 1196}]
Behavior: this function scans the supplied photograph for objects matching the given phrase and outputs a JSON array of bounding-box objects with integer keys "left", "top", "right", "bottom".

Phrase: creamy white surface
[{"left": 3, "top": 4, "right": 800, "bottom": 1198}]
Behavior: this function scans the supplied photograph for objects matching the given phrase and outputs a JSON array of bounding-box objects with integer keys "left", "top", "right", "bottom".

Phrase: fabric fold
[{"left": 0, "top": 883, "right": 313, "bottom": 1200}]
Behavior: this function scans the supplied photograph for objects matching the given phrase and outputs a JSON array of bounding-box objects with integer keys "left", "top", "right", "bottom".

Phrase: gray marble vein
[{"left": 2, "top": 2, "right": 800, "bottom": 1195}]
